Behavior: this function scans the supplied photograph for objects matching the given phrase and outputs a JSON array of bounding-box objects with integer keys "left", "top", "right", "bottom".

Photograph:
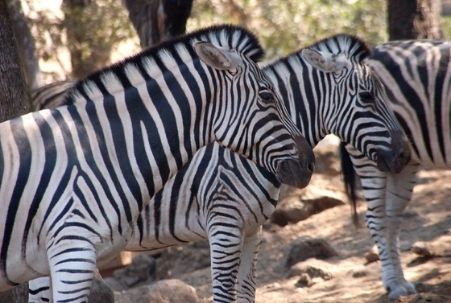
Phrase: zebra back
[
  {"left": 31, "top": 80, "right": 76, "bottom": 110},
  {"left": 367, "top": 39, "right": 451, "bottom": 167}
]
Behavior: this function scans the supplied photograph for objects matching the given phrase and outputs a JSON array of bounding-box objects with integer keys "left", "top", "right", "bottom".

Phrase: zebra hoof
[{"left": 387, "top": 281, "right": 417, "bottom": 300}]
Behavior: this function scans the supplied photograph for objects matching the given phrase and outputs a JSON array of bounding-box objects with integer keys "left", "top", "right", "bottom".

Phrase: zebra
[
  {"left": 340, "top": 39, "right": 450, "bottom": 300},
  {"left": 31, "top": 80, "right": 76, "bottom": 110},
  {"left": 0, "top": 25, "right": 315, "bottom": 302},
  {"left": 28, "top": 34, "right": 411, "bottom": 303}
]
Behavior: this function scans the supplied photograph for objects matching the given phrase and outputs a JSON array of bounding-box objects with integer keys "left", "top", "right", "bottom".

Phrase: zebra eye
[
  {"left": 259, "top": 90, "right": 274, "bottom": 103},
  {"left": 359, "top": 91, "right": 373, "bottom": 104}
]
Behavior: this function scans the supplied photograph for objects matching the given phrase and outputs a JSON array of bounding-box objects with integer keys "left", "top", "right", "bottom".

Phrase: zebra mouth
[
  {"left": 376, "top": 146, "right": 411, "bottom": 173},
  {"left": 375, "top": 131, "right": 411, "bottom": 173},
  {"left": 276, "top": 158, "right": 313, "bottom": 188}
]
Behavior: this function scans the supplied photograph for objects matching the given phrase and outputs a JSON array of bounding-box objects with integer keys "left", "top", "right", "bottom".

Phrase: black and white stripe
[
  {"left": 31, "top": 80, "right": 76, "bottom": 110},
  {"left": 0, "top": 25, "right": 312, "bottom": 302},
  {"left": 28, "top": 34, "right": 408, "bottom": 303},
  {"left": 340, "top": 39, "right": 450, "bottom": 300}
]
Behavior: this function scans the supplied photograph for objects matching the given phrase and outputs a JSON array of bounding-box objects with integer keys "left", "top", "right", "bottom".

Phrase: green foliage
[
  {"left": 442, "top": 15, "right": 451, "bottom": 39},
  {"left": 61, "top": 0, "right": 135, "bottom": 77},
  {"left": 188, "top": 0, "right": 387, "bottom": 59},
  {"left": 26, "top": 0, "right": 135, "bottom": 79},
  {"left": 27, "top": 0, "right": 450, "bottom": 80}
]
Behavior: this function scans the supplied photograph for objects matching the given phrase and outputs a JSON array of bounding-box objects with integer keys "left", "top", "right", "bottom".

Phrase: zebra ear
[
  {"left": 301, "top": 49, "right": 348, "bottom": 73},
  {"left": 193, "top": 41, "right": 241, "bottom": 71}
]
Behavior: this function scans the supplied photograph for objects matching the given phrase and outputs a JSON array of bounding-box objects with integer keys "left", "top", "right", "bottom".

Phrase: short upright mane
[
  {"left": 70, "top": 24, "right": 264, "bottom": 97},
  {"left": 305, "top": 34, "right": 370, "bottom": 62}
]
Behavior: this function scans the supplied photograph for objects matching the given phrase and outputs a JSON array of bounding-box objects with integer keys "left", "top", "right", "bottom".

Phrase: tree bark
[
  {"left": 0, "top": 0, "right": 31, "bottom": 121},
  {"left": 122, "top": 0, "right": 193, "bottom": 48},
  {"left": 388, "top": 0, "right": 443, "bottom": 40},
  {"left": 7, "top": 0, "right": 42, "bottom": 89}
]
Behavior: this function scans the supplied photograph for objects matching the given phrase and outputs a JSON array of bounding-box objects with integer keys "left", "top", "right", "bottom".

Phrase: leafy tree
[
  {"left": 26, "top": 0, "right": 135, "bottom": 80},
  {"left": 61, "top": 0, "right": 135, "bottom": 78},
  {"left": 188, "top": 0, "right": 387, "bottom": 59}
]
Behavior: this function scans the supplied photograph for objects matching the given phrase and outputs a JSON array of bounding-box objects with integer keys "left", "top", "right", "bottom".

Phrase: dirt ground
[{"left": 153, "top": 141, "right": 451, "bottom": 303}]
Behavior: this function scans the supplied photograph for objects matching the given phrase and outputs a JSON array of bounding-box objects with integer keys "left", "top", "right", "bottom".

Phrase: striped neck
[
  {"left": 67, "top": 52, "right": 223, "bottom": 200},
  {"left": 264, "top": 34, "right": 370, "bottom": 148},
  {"left": 264, "top": 54, "right": 330, "bottom": 147},
  {"left": 61, "top": 25, "right": 265, "bottom": 203}
]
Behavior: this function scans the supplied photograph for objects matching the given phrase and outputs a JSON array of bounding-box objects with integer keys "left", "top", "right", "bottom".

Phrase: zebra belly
[
  {"left": 0, "top": 238, "right": 48, "bottom": 291},
  {"left": 126, "top": 196, "right": 207, "bottom": 251}
]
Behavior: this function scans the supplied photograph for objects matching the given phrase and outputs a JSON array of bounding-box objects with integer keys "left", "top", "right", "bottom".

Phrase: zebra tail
[{"left": 339, "top": 142, "right": 360, "bottom": 227}]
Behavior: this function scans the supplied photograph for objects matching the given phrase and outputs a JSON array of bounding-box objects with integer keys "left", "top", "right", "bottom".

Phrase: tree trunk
[
  {"left": 388, "top": 0, "right": 443, "bottom": 40},
  {"left": 122, "top": 0, "right": 193, "bottom": 48},
  {"left": 0, "top": 0, "right": 31, "bottom": 121},
  {"left": 7, "top": 0, "right": 42, "bottom": 89}
]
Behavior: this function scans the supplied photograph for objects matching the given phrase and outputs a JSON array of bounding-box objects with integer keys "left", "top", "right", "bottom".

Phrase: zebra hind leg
[
  {"left": 236, "top": 229, "right": 261, "bottom": 303},
  {"left": 47, "top": 238, "right": 97, "bottom": 303},
  {"left": 28, "top": 276, "right": 51, "bottom": 302}
]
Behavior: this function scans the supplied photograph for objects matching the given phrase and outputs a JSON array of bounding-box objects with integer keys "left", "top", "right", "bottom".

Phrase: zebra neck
[
  {"left": 265, "top": 55, "right": 328, "bottom": 148},
  {"left": 67, "top": 61, "right": 218, "bottom": 203}
]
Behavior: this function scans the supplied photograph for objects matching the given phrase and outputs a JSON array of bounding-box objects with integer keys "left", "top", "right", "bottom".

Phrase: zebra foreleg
[
  {"left": 207, "top": 217, "right": 243, "bottom": 302},
  {"left": 349, "top": 157, "right": 396, "bottom": 295},
  {"left": 382, "top": 163, "right": 418, "bottom": 300},
  {"left": 236, "top": 229, "right": 260, "bottom": 303},
  {"left": 47, "top": 237, "right": 97, "bottom": 303},
  {"left": 28, "top": 276, "right": 51, "bottom": 302}
]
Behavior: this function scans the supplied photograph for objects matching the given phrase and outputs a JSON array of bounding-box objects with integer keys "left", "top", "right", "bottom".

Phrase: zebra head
[
  {"left": 301, "top": 35, "right": 410, "bottom": 173},
  {"left": 192, "top": 27, "right": 314, "bottom": 188}
]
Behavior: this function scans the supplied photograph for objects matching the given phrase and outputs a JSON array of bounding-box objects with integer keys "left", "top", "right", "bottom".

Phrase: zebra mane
[
  {"left": 69, "top": 24, "right": 264, "bottom": 100},
  {"left": 303, "top": 34, "right": 370, "bottom": 62}
]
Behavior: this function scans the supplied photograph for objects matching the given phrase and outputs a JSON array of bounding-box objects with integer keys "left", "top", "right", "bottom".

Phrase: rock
[
  {"left": 364, "top": 251, "right": 379, "bottom": 264},
  {"left": 114, "top": 279, "right": 199, "bottom": 303},
  {"left": 0, "top": 283, "right": 28, "bottom": 303},
  {"left": 411, "top": 242, "right": 434, "bottom": 258},
  {"left": 351, "top": 270, "right": 368, "bottom": 278},
  {"left": 294, "top": 273, "right": 314, "bottom": 288},
  {"left": 113, "top": 254, "right": 156, "bottom": 288},
  {"left": 0, "top": 279, "right": 114, "bottom": 303},
  {"left": 285, "top": 238, "right": 338, "bottom": 268},
  {"left": 312, "top": 135, "right": 341, "bottom": 175},
  {"left": 364, "top": 246, "right": 379, "bottom": 264},
  {"left": 270, "top": 200, "right": 311, "bottom": 226},
  {"left": 155, "top": 241, "right": 210, "bottom": 278},
  {"left": 270, "top": 187, "right": 345, "bottom": 226},
  {"left": 395, "top": 293, "right": 451, "bottom": 303},
  {"left": 98, "top": 251, "right": 135, "bottom": 273},
  {"left": 288, "top": 261, "right": 333, "bottom": 280},
  {"left": 88, "top": 278, "right": 114, "bottom": 303},
  {"left": 399, "top": 241, "right": 413, "bottom": 252},
  {"left": 411, "top": 235, "right": 451, "bottom": 257}
]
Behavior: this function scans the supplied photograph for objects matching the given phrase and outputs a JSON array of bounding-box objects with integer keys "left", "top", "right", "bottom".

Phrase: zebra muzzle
[
  {"left": 375, "top": 138, "right": 411, "bottom": 173},
  {"left": 276, "top": 135, "right": 315, "bottom": 188}
]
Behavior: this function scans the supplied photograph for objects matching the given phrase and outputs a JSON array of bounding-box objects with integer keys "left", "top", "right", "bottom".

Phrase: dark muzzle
[
  {"left": 276, "top": 135, "right": 315, "bottom": 188},
  {"left": 376, "top": 131, "right": 411, "bottom": 173}
]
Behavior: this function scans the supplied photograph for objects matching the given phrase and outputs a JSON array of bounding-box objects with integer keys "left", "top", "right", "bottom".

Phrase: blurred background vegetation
[
  {"left": 20, "top": 0, "right": 451, "bottom": 84},
  {"left": 189, "top": 0, "right": 387, "bottom": 58}
]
